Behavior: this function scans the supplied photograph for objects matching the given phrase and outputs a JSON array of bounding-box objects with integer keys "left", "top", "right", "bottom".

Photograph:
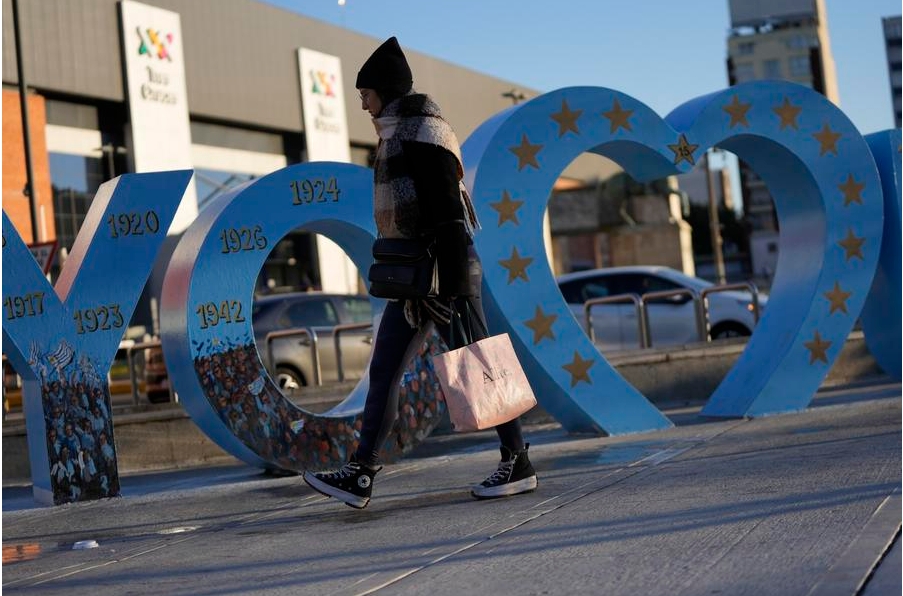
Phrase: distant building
[
  {"left": 725, "top": 0, "right": 839, "bottom": 288},
  {"left": 883, "top": 16, "right": 902, "bottom": 127},
  {"left": 2, "top": 0, "right": 621, "bottom": 334},
  {"left": 676, "top": 162, "right": 733, "bottom": 211}
]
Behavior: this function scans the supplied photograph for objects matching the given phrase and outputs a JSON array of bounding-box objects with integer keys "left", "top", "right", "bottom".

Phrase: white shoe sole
[
  {"left": 303, "top": 471, "right": 370, "bottom": 509},
  {"left": 471, "top": 475, "right": 538, "bottom": 499}
]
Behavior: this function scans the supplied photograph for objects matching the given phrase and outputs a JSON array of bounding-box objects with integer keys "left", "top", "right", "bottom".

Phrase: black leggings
[{"left": 354, "top": 294, "right": 525, "bottom": 467}]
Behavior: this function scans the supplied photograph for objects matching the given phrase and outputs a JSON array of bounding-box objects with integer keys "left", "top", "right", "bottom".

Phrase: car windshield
[{"left": 658, "top": 269, "right": 714, "bottom": 291}]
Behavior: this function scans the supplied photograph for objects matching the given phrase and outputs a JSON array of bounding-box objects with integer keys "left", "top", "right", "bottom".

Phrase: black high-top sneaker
[
  {"left": 472, "top": 443, "right": 538, "bottom": 499},
  {"left": 303, "top": 456, "right": 382, "bottom": 509}
]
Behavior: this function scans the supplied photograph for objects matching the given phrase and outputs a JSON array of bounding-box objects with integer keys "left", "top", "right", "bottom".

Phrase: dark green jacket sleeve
[{"left": 402, "top": 140, "right": 471, "bottom": 297}]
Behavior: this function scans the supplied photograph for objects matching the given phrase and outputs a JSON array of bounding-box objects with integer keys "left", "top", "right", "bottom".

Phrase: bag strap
[{"left": 447, "top": 298, "right": 488, "bottom": 349}]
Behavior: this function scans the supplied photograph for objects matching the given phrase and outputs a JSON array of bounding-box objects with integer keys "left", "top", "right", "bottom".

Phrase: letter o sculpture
[{"left": 160, "top": 162, "right": 447, "bottom": 472}]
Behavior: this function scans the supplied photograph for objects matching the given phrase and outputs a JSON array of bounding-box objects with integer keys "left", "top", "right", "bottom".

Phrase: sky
[{"left": 264, "top": 0, "right": 900, "bottom": 137}]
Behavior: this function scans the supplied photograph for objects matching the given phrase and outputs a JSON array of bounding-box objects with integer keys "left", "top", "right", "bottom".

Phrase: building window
[
  {"left": 789, "top": 55, "right": 811, "bottom": 77},
  {"left": 195, "top": 168, "right": 257, "bottom": 211},
  {"left": 733, "top": 63, "right": 756, "bottom": 83},
  {"left": 785, "top": 35, "right": 811, "bottom": 50},
  {"left": 737, "top": 41, "right": 755, "bottom": 55},
  {"left": 763, "top": 59, "right": 782, "bottom": 79},
  {"left": 49, "top": 153, "right": 105, "bottom": 275}
]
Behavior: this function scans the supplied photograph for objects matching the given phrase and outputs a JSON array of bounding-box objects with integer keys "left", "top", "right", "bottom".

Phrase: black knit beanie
[{"left": 356, "top": 36, "right": 413, "bottom": 99}]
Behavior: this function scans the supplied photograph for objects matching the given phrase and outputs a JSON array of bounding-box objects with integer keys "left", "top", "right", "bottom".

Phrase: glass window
[
  {"left": 733, "top": 63, "right": 756, "bottom": 83},
  {"left": 785, "top": 35, "right": 811, "bottom": 50},
  {"left": 49, "top": 152, "right": 105, "bottom": 256},
  {"left": 737, "top": 41, "right": 755, "bottom": 55},
  {"left": 281, "top": 298, "right": 338, "bottom": 328},
  {"left": 558, "top": 278, "right": 614, "bottom": 303},
  {"left": 558, "top": 280, "right": 582, "bottom": 304},
  {"left": 613, "top": 274, "right": 680, "bottom": 296},
  {"left": 789, "top": 55, "right": 811, "bottom": 77},
  {"left": 195, "top": 168, "right": 257, "bottom": 211},
  {"left": 342, "top": 297, "right": 372, "bottom": 324},
  {"left": 763, "top": 59, "right": 782, "bottom": 79}
]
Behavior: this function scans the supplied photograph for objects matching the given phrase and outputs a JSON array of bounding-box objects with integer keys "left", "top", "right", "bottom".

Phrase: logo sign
[
  {"left": 297, "top": 48, "right": 351, "bottom": 162},
  {"left": 135, "top": 26, "right": 173, "bottom": 61},
  {"left": 120, "top": 0, "right": 197, "bottom": 234},
  {"left": 297, "top": 47, "right": 357, "bottom": 294},
  {"left": 27, "top": 241, "right": 58, "bottom": 275}
]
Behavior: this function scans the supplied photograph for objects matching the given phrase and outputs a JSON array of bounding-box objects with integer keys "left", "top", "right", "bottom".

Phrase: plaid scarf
[
  {"left": 372, "top": 93, "right": 478, "bottom": 239},
  {"left": 372, "top": 93, "right": 479, "bottom": 328}
]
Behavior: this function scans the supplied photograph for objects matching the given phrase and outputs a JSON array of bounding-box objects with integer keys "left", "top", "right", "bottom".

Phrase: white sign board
[
  {"left": 120, "top": 0, "right": 197, "bottom": 234},
  {"left": 298, "top": 48, "right": 352, "bottom": 162},
  {"left": 298, "top": 48, "right": 357, "bottom": 293}
]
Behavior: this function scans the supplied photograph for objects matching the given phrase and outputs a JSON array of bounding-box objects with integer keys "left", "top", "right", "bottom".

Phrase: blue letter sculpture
[
  {"left": 2, "top": 171, "right": 191, "bottom": 505},
  {"left": 858, "top": 130, "right": 901, "bottom": 380},
  {"left": 463, "top": 81, "right": 883, "bottom": 429},
  {"left": 159, "top": 162, "right": 447, "bottom": 472},
  {"left": 5, "top": 81, "right": 897, "bottom": 503}
]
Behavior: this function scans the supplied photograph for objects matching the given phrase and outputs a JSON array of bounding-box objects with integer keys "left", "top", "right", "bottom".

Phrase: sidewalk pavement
[{"left": 2, "top": 380, "right": 900, "bottom": 596}]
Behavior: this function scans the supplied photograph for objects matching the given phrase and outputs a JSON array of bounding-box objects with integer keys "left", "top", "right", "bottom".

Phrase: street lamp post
[
  {"left": 12, "top": 0, "right": 41, "bottom": 242},
  {"left": 704, "top": 149, "right": 727, "bottom": 284}
]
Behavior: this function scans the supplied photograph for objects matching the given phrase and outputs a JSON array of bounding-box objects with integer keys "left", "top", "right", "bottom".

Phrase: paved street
[{"left": 2, "top": 381, "right": 900, "bottom": 595}]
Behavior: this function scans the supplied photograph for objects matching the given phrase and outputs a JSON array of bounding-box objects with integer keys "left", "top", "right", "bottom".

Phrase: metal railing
[
  {"left": 584, "top": 293, "right": 645, "bottom": 346},
  {"left": 581, "top": 281, "right": 760, "bottom": 349},
  {"left": 265, "top": 327, "right": 322, "bottom": 386},
  {"left": 639, "top": 288, "right": 705, "bottom": 348},
  {"left": 700, "top": 282, "right": 761, "bottom": 336},
  {"left": 332, "top": 322, "right": 373, "bottom": 382}
]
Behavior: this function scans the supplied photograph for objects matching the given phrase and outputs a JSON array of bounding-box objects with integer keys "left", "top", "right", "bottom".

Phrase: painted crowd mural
[
  {"left": 2, "top": 171, "right": 191, "bottom": 505},
  {"left": 1, "top": 81, "right": 899, "bottom": 506}
]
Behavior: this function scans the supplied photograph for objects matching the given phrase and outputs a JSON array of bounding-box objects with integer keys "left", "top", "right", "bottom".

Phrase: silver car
[
  {"left": 557, "top": 266, "right": 766, "bottom": 352},
  {"left": 252, "top": 292, "right": 374, "bottom": 395}
]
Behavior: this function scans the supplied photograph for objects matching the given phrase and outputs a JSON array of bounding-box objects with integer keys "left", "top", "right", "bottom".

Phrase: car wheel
[
  {"left": 275, "top": 366, "right": 305, "bottom": 397},
  {"left": 710, "top": 322, "right": 751, "bottom": 340}
]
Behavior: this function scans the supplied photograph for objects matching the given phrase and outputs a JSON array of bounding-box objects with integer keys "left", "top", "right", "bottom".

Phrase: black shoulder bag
[{"left": 368, "top": 236, "right": 438, "bottom": 299}]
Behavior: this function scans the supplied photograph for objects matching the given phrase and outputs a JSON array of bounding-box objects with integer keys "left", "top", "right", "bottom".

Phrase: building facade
[
  {"left": 0, "top": 0, "right": 551, "bottom": 333},
  {"left": 883, "top": 15, "right": 902, "bottom": 128},
  {"left": 3, "top": 0, "right": 697, "bottom": 336},
  {"left": 725, "top": 0, "right": 839, "bottom": 288}
]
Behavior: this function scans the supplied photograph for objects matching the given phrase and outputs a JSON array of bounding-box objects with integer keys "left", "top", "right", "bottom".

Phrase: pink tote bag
[{"left": 433, "top": 333, "right": 538, "bottom": 432}]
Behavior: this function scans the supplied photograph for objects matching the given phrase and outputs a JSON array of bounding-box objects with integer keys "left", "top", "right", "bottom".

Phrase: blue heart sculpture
[{"left": 463, "top": 82, "right": 883, "bottom": 431}]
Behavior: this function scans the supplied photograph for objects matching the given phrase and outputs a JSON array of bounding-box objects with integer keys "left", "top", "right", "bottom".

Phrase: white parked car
[{"left": 556, "top": 266, "right": 766, "bottom": 352}]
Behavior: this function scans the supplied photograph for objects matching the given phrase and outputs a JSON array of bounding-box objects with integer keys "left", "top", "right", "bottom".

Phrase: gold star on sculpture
[
  {"left": 773, "top": 97, "right": 802, "bottom": 130},
  {"left": 813, "top": 123, "right": 842, "bottom": 156},
  {"left": 804, "top": 330, "right": 831, "bottom": 365},
  {"left": 489, "top": 190, "right": 524, "bottom": 226},
  {"left": 838, "top": 228, "right": 865, "bottom": 261},
  {"left": 551, "top": 99, "right": 583, "bottom": 137},
  {"left": 509, "top": 133, "right": 543, "bottom": 171},
  {"left": 562, "top": 351, "right": 594, "bottom": 387},
  {"left": 823, "top": 281, "right": 852, "bottom": 315},
  {"left": 838, "top": 174, "right": 865, "bottom": 207},
  {"left": 667, "top": 134, "right": 699, "bottom": 166},
  {"left": 722, "top": 95, "right": 751, "bottom": 128},
  {"left": 602, "top": 98, "right": 634, "bottom": 133},
  {"left": 499, "top": 247, "right": 533, "bottom": 283},
  {"left": 524, "top": 306, "right": 557, "bottom": 344}
]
